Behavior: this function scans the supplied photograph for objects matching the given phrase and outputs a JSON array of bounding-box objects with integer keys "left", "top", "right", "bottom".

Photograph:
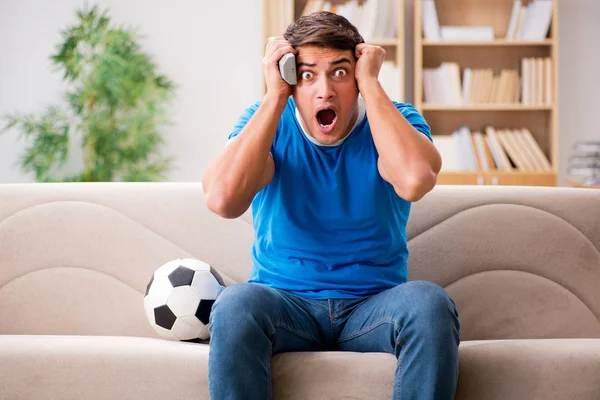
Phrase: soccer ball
[{"left": 143, "top": 258, "right": 225, "bottom": 341}]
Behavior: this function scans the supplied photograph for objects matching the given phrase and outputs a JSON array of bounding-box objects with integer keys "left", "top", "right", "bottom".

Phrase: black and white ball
[{"left": 144, "top": 258, "right": 225, "bottom": 341}]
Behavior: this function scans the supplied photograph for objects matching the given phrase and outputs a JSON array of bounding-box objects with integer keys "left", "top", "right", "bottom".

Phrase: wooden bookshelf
[
  {"left": 423, "top": 104, "right": 553, "bottom": 111},
  {"left": 415, "top": 0, "right": 559, "bottom": 186},
  {"left": 261, "top": 0, "right": 406, "bottom": 101},
  {"left": 438, "top": 171, "right": 556, "bottom": 186},
  {"left": 423, "top": 39, "right": 553, "bottom": 47}
]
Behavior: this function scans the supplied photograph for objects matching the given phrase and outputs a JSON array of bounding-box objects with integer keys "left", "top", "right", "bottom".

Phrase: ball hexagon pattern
[{"left": 144, "top": 258, "right": 224, "bottom": 341}]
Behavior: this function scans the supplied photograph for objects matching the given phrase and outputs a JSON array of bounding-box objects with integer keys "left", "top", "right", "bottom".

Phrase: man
[{"left": 202, "top": 11, "right": 460, "bottom": 400}]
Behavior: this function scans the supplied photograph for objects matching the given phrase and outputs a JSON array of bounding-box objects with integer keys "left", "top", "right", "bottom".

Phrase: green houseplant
[{"left": 2, "top": 5, "right": 175, "bottom": 182}]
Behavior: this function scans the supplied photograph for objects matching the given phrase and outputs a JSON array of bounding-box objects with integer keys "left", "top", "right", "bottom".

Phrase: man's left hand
[{"left": 354, "top": 43, "right": 386, "bottom": 89}]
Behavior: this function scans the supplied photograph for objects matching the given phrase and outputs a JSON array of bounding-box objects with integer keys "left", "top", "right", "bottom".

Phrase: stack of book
[
  {"left": 505, "top": 0, "right": 554, "bottom": 41},
  {"left": 301, "top": 0, "right": 398, "bottom": 40},
  {"left": 423, "top": 59, "right": 552, "bottom": 105},
  {"left": 521, "top": 57, "right": 553, "bottom": 105},
  {"left": 424, "top": 64, "right": 519, "bottom": 105},
  {"left": 568, "top": 142, "right": 600, "bottom": 185},
  {"left": 422, "top": 0, "right": 553, "bottom": 42},
  {"left": 432, "top": 126, "right": 552, "bottom": 172}
]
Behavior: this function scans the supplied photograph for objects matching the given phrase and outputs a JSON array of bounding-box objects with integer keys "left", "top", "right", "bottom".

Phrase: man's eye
[
  {"left": 334, "top": 69, "right": 347, "bottom": 77},
  {"left": 301, "top": 71, "right": 313, "bottom": 80}
]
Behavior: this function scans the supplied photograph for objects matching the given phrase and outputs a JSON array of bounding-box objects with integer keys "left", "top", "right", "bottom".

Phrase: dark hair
[{"left": 284, "top": 11, "right": 364, "bottom": 53}]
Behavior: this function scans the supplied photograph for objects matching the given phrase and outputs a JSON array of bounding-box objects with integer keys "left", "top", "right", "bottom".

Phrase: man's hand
[
  {"left": 354, "top": 43, "right": 386, "bottom": 91},
  {"left": 356, "top": 42, "right": 440, "bottom": 201},
  {"left": 263, "top": 37, "right": 296, "bottom": 102}
]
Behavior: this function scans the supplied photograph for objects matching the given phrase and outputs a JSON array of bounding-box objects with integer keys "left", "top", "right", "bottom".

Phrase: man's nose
[{"left": 316, "top": 76, "right": 335, "bottom": 100}]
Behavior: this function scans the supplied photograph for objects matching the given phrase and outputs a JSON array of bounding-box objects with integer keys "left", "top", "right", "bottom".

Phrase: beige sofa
[{"left": 1, "top": 182, "right": 599, "bottom": 400}]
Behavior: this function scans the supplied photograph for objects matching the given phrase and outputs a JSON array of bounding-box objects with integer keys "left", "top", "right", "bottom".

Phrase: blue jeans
[{"left": 208, "top": 281, "right": 460, "bottom": 400}]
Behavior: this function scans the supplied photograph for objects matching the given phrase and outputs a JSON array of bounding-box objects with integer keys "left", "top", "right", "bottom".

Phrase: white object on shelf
[
  {"left": 440, "top": 26, "right": 494, "bottom": 41},
  {"left": 505, "top": 0, "right": 523, "bottom": 40},
  {"left": 422, "top": 0, "right": 441, "bottom": 40}
]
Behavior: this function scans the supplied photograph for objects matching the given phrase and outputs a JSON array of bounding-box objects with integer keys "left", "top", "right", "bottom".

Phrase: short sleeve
[
  {"left": 393, "top": 102, "right": 432, "bottom": 142},
  {"left": 228, "top": 101, "right": 261, "bottom": 141}
]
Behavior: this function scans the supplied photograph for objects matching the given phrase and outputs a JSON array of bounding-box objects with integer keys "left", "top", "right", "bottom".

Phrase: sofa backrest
[
  {"left": 408, "top": 185, "right": 600, "bottom": 340},
  {"left": 0, "top": 183, "right": 598, "bottom": 341},
  {"left": 0, "top": 183, "right": 253, "bottom": 339}
]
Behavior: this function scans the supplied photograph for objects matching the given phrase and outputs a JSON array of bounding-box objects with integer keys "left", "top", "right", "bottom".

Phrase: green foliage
[{"left": 2, "top": 5, "right": 175, "bottom": 182}]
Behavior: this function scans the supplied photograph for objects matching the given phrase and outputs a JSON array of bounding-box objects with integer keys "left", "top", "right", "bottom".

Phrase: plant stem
[{"left": 83, "top": 96, "right": 96, "bottom": 181}]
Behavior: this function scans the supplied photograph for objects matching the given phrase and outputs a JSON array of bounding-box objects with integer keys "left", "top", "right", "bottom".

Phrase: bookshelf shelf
[
  {"left": 437, "top": 171, "right": 557, "bottom": 186},
  {"left": 416, "top": 0, "right": 559, "bottom": 187},
  {"left": 423, "top": 104, "right": 553, "bottom": 111},
  {"left": 423, "top": 39, "right": 554, "bottom": 47}
]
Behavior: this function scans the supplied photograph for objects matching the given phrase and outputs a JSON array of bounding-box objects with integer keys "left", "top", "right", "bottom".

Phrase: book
[
  {"left": 422, "top": 0, "right": 441, "bottom": 40},
  {"left": 432, "top": 135, "right": 462, "bottom": 171},
  {"left": 505, "top": 1, "right": 523, "bottom": 40},
  {"left": 568, "top": 167, "right": 600, "bottom": 177},
  {"left": 573, "top": 142, "right": 600, "bottom": 153},
  {"left": 523, "top": 0, "right": 553, "bottom": 41}
]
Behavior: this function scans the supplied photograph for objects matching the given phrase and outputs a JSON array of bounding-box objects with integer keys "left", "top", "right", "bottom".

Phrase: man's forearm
[
  {"left": 202, "top": 94, "right": 286, "bottom": 216},
  {"left": 360, "top": 79, "right": 441, "bottom": 201}
]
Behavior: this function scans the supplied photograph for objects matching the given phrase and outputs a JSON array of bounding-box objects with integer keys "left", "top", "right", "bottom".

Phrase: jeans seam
[
  {"left": 273, "top": 323, "right": 321, "bottom": 344},
  {"left": 396, "top": 335, "right": 404, "bottom": 400},
  {"left": 268, "top": 337, "right": 273, "bottom": 400},
  {"left": 336, "top": 318, "right": 396, "bottom": 343},
  {"left": 396, "top": 348, "right": 403, "bottom": 400},
  {"left": 328, "top": 300, "right": 335, "bottom": 343}
]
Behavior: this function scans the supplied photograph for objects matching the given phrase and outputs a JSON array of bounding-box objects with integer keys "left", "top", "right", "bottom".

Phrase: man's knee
[
  {"left": 398, "top": 281, "right": 459, "bottom": 327},
  {"left": 209, "top": 283, "right": 276, "bottom": 334}
]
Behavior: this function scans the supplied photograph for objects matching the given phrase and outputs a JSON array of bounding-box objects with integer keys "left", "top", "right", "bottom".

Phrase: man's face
[{"left": 292, "top": 45, "right": 359, "bottom": 145}]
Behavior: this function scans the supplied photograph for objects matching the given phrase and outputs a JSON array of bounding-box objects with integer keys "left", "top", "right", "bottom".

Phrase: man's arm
[
  {"left": 202, "top": 37, "right": 296, "bottom": 218},
  {"left": 355, "top": 44, "right": 441, "bottom": 202},
  {"left": 202, "top": 96, "right": 285, "bottom": 218}
]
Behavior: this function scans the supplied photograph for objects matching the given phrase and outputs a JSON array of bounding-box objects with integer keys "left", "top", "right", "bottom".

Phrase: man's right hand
[{"left": 263, "top": 37, "right": 297, "bottom": 101}]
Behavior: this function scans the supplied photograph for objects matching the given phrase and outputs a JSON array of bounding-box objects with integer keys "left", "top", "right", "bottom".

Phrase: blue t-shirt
[{"left": 228, "top": 97, "right": 431, "bottom": 299}]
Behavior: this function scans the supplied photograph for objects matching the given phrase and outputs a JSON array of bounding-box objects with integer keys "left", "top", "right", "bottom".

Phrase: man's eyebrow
[
  {"left": 330, "top": 58, "right": 351, "bottom": 66},
  {"left": 296, "top": 58, "right": 352, "bottom": 68},
  {"left": 297, "top": 62, "right": 316, "bottom": 68}
]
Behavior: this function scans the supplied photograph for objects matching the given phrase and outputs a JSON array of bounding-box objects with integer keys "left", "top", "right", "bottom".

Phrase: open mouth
[{"left": 316, "top": 108, "right": 337, "bottom": 134}]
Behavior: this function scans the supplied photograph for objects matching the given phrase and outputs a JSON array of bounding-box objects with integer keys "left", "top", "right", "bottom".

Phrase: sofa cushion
[
  {"left": 456, "top": 339, "right": 600, "bottom": 400},
  {"left": 0, "top": 335, "right": 209, "bottom": 400},
  {"left": 2, "top": 335, "right": 599, "bottom": 400}
]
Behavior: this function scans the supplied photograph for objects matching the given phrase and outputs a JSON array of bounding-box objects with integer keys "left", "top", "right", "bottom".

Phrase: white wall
[
  {"left": 0, "top": 0, "right": 263, "bottom": 183},
  {"left": 556, "top": 0, "right": 600, "bottom": 184},
  {"left": 1, "top": 0, "right": 598, "bottom": 184}
]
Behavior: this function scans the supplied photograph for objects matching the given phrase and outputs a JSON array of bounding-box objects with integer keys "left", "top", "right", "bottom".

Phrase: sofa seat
[
  {"left": 2, "top": 335, "right": 600, "bottom": 400},
  {"left": 0, "top": 335, "right": 209, "bottom": 400}
]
